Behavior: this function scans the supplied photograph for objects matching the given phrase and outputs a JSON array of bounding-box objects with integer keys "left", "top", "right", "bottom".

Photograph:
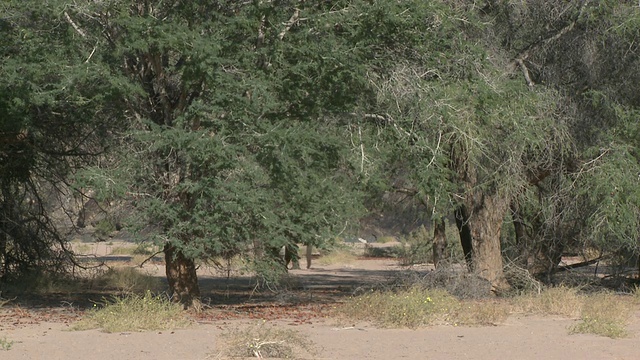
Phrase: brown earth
[{"left": 1, "top": 241, "right": 639, "bottom": 359}]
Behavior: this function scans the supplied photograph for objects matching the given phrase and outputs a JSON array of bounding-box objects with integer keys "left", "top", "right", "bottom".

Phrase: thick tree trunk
[
  {"left": 164, "top": 243, "right": 200, "bottom": 307},
  {"left": 432, "top": 218, "right": 447, "bottom": 268},
  {"left": 463, "top": 194, "right": 510, "bottom": 293}
]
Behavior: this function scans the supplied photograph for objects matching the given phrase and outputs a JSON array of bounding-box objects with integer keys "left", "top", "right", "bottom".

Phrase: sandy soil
[
  {"left": 1, "top": 243, "right": 639, "bottom": 360},
  {"left": 2, "top": 314, "right": 639, "bottom": 360}
]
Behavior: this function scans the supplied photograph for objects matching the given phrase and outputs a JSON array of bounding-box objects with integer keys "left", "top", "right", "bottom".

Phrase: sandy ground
[
  {"left": 2, "top": 315, "right": 640, "bottom": 360},
  {"left": 1, "top": 242, "right": 639, "bottom": 359}
]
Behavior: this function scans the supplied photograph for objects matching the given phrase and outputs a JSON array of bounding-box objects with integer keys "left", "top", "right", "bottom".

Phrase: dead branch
[
  {"left": 279, "top": 8, "right": 300, "bottom": 40},
  {"left": 516, "top": 58, "right": 535, "bottom": 89},
  {"left": 64, "top": 12, "right": 86, "bottom": 38},
  {"left": 555, "top": 256, "right": 603, "bottom": 273}
]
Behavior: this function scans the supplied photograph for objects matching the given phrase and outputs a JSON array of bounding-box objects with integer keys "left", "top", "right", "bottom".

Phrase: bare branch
[
  {"left": 516, "top": 58, "right": 535, "bottom": 89},
  {"left": 279, "top": 8, "right": 300, "bottom": 40},
  {"left": 64, "top": 12, "right": 86, "bottom": 38}
]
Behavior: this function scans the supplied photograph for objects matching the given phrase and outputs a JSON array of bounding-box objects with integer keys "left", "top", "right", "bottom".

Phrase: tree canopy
[{"left": 2, "top": 0, "right": 640, "bottom": 303}]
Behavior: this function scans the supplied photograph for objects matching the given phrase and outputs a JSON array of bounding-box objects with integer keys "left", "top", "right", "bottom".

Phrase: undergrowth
[
  {"left": 569, "top": 292, "right": 633, "bottom": 338},
  {"left": 337, "top": 286, "right": 508, "bottom": 328},
  {"left": 338, "top": 283, "right": 636, "bottom": 338},
  {"left": 73, "top": 291, "right": 191, "bottom": 333},
  {"left": 93, "top": 267, "right": 162, "bottom": 293}
]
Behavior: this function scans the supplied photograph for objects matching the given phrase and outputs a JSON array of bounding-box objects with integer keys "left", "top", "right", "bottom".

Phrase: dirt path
[
  {"left": 1, "top": 254, "right": 639, "bottom": 359},
  {"left": 1, "top": 314, "right": 639, "bottom": 360}
]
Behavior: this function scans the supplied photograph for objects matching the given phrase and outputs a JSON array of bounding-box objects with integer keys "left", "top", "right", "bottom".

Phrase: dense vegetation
[{"left": 2, "top": 0, "right": 640, "bottom": 305}]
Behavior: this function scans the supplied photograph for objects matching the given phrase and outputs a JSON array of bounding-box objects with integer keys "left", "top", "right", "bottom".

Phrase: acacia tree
[
  {"left": 357, "top": 1, "right": 570, "bottom": 291},
  {"left": 0, "top": 2, "right": 125, "bottom": 280},
  {"left": 483, "top": 0, "right": 640, "bottom": 278},
  {"left": 58, "top": 0, "right": 390, "bottom": 305}
]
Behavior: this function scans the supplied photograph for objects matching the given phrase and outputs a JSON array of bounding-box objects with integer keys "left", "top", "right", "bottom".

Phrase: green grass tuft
[
  {"left": 0, "top": 337, "right": 13, "bottom": 351},
  {"left": 73, "top": 291, "right": 191, "bottom": 333}
]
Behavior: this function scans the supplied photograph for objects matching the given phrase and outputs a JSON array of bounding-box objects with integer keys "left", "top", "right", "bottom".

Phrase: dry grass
[
  {"left": 74, "top": 243, "right": 93, "bottom": 254},
  {"left": 316, "top": 248, "right": 358, "bottom": 266},
  {"left": 337, "top": 286, "right": 509, "bottom": 328},
  {"left": 215, "top": 321, "right": 316, "bottom": 359},
  {"left": 110, "top": 243, "right": 158, "bottom": 256},
  {"left": 570, "top": 292, "right": 633, "bottom": 338},
  {"left": 376, "top": 236, "right": 397, "bottom": 244},
  {"left": 93, "top": 267, "right": 163, "bottom": 293},
  {"left": 510, "top": 286, "right": 582, "bottom": 318},
  {"left": 73, "top": 291, "right": 191, "bottom": 333},
  {"left": 338, "top": 284, "right": 635, "bottom": 338}
]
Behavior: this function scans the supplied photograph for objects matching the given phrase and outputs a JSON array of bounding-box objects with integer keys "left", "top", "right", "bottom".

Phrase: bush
[
  {"left": 392, "top": 267, "right": 493, "bottom": 300},
  {"left": 397, "top": 226, "right": 432, "bottom": 266}
]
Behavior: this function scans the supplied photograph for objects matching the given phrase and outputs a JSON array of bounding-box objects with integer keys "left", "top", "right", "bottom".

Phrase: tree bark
[
  {"left": 164, "top": 243, "right": 200, "bottom": 307},
  {"left": 463, "top": 193, "right": 510, "bottom": 293},
  {"left": 432, "top": 218, "right": 447, "bottom": 268},
  {"left": 305, "top": 243, "right": 313, "bottom": 269}
]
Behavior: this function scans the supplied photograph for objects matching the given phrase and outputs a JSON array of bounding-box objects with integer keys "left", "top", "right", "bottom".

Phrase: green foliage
[
  {"left": 94, "top": 219, "right": 116, "bottom": 240},
  {"left": 397, "top": 225, "right": 432, "bottom": 266}
]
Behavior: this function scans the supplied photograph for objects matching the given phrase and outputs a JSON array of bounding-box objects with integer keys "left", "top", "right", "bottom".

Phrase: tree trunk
[
  {"left": 462, "top": 194, "right": 510, "bottom": 293},
  {"left": 432, "top": 218, "right": 447, "bottom": 268},
  {"left": 164, "top": 243, "right": 200, "bottom": 307},
  {"left": 455, "top": 206, "right": 473, "bottom": 270},
  {"left": 285, "top": 243, "right": 300, "bottom": 270},
  {"left": 305, "top": 243, "right": 313, "bottom": 269}
]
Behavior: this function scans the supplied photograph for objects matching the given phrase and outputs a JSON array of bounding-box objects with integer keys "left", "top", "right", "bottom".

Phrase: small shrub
[
  {"left": 73, "top": 291, "right": 190, "bottom": 333},
  {"left": 397, "top": 226, "right": 432, "bottom": 266},
  {"left": 393, "top": 267, "right": 493, "bottom": 300},
  {"left": 570, "top": 292, "right": 632, "bottom": 338},
  {"left": 0, "top": 337, "right": 13, "bottom": 351},
  {"left": 218, "top": 322, "right": 316, "bottom": 359},
  {"left": 250, "top": 257, "right": 289, "bottom": 291}
]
